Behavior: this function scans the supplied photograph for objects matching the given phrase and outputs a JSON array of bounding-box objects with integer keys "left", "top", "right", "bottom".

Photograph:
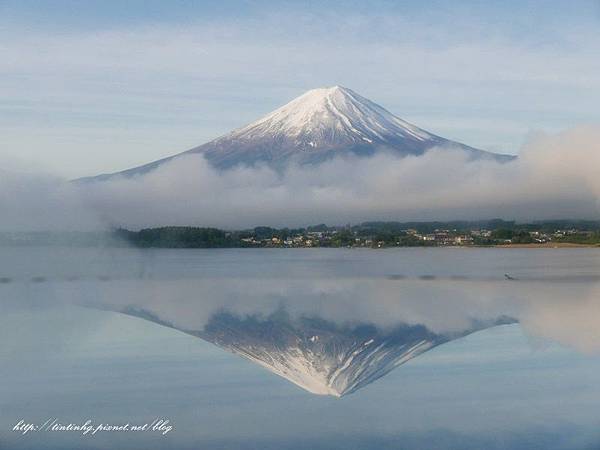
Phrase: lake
[{"left": 1, "top": 247, "right": 599, "bottom": 449}]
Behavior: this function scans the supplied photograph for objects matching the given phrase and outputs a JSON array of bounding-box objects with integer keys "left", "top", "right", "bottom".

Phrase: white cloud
[
  {"left": 1, "top": 125, "right": 598, "bottom": 232},
  {"left": 75, "top": 126, "right": 600, "bottom": 229},
  {"left": 65, "top": 275, "right": 600, "bottom": 354}
]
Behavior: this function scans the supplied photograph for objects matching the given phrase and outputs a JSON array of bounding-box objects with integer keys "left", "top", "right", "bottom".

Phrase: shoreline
[{"left": 489, "top": 242, "right": 600, "bottom": 248}]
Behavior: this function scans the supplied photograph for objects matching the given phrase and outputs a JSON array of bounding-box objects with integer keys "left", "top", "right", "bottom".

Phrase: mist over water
[
  {"left": 80, "top": 126, "right": 600, "bottom": 228},
  {"left": 2, "top": 246, "right": 600, "bottom": 354},
  {"left": 1, "top": 126, "right": 599, "bottom": 231}
]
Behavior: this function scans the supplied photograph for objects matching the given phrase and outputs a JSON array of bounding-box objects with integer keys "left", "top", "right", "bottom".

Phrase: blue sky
[{"left": 1, "top": 0, "right": 599, "bottom": 177}]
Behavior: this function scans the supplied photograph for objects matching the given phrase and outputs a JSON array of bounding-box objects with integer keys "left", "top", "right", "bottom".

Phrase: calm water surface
[{"left": 1, "top": 247, "right": 599, "bottom": 449}]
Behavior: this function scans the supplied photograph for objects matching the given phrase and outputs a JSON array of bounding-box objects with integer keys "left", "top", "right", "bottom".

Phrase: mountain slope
[{"left": 82, "top": 86, "right": 514, "bottom": 181}]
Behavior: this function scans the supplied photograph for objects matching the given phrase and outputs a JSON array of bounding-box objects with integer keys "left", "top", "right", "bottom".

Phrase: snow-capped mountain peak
[
  {"left": 79, "top": 86, "right": 515, "bottom": 181},
  {"left": 230, "top": 85, "right": 433, "bottom": 146}
]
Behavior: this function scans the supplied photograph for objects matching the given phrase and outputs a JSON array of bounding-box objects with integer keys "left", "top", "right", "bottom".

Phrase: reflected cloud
[
  {"left": 69, "top": 275, "right": 599, "bottom": 395},
  {"left": 2, "top": 246, "right": 600, "bottom": 396}
]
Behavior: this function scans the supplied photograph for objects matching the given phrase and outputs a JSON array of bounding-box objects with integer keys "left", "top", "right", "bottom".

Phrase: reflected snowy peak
[{"left": 123, "top": 306, "right": 512, "bottom": 397}]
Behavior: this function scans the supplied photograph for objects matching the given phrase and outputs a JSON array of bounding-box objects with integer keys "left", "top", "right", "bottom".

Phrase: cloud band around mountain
[
  {"left": 73, "top": 125, "right": 599, "bottom": 229},
  {"left": 0, "top": 125, "right": 599, "bottom": 231}
]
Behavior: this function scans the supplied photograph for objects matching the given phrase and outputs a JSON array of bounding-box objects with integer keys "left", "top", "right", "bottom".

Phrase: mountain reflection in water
[
  {"left": 2, "top": 247, "right": 600, "bottom": 397},
  {"left": 119, "top": 304, "right": 513, "bottom": 396},
  {"left": 2, "top": 248, "right": 600, "bottom": 450}
]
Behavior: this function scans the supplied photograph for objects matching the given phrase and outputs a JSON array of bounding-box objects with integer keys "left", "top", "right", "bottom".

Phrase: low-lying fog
[{"left": 1, "top": 126, "right": 599, "bottom": 231}]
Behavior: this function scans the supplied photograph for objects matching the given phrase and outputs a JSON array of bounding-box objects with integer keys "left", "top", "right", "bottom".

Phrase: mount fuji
[{"left": 83, "top": 86, "right": 513, "bottom": 181}]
